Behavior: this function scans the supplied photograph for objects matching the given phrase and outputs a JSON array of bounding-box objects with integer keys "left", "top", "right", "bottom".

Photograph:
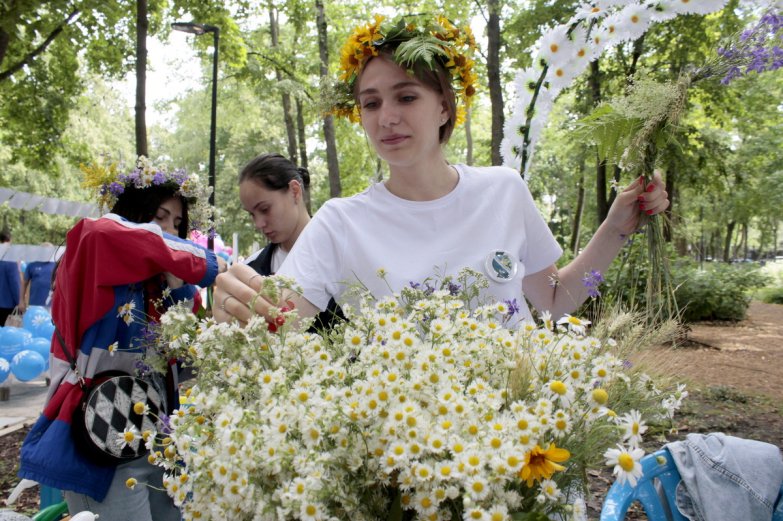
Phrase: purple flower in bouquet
[
  {"left": 158, "top": 413, "right": 172, "bottom": 434},
  {"left": 504, "top": 298, "right": 520, "bottom": 317},
  {"left": 717, "top": 9, "right": 782, "bottom": 84},
  {"left": 582, "top": 270, "right": 604, "bottom": 299}
]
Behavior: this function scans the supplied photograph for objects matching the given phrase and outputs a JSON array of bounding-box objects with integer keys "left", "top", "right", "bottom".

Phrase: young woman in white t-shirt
[{"left": 213, "top": 15, "right": 669, "bottom": 325}]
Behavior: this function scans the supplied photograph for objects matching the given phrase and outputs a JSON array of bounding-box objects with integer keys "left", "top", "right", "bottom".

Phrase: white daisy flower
[
  {"left": 619, "top": 410, "right": 647, "bottom": 447},
  {"left": 540, "top": 478, "right": 561, "bottom": 500},
  {"left": 604, "top": 444, "right": 645, "bottom": 486},
  {"left": 616, "top": 4, "right": 653, "bottom": 42},
  {"left": 117, "top": 426, "right": 140, "bottom": 449},
  {"left": 557, "top": 314, "right": 591, "bottom": 335},
  {"left": 668, "top": 0, "right": 728, "bottom": 16},
  {"left": 537, "top": 25, "right": 575, "bottom": 67}
]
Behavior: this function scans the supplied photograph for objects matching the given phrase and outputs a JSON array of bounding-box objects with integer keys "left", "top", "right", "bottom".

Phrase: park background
[
  {"left": 1, "top": 0, "right": 781, "bottom": 265},
  {"left": 1, "top": 0, "right": 783, "bottom": 518}
]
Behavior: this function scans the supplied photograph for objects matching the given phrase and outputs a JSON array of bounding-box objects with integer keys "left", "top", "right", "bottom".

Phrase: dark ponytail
[{"left": 239, "top": 153, "right": 311, "bottom": 207}]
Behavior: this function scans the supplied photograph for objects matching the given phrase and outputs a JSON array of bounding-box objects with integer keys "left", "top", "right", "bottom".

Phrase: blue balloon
[
  {"left": 22, "top": 306, "right": 54, "bottom": 340},
  {"left": 26, "top": 337, "right": 51, "bottom": 370},
  {"left": 0, "top": 327, "right": 34, "bottom": 361},
  {"left": 11, "top": 350, "right": 46, "bottom": 382},
  {"left": 0, "top": 358, "right": 9, "bottom": 385}
]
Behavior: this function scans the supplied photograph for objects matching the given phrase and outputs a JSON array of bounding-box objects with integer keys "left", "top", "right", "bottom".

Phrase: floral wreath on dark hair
[
  {"left": 80, "top": 155, "right": 214, "bottom": 234},
  {"left": 331, "top": 14, "right": 478, "bottom": 125}
]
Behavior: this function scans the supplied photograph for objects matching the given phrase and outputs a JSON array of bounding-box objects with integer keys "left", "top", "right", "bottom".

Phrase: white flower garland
[{"left": 502, "top": 0, "right": 730, "bottom": 177}]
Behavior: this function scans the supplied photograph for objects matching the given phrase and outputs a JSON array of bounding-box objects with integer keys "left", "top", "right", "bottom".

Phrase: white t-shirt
[
  {"left": 270, "top": 246, "right": 288, "bottom": 273},
  {"left": 278, "top": 164, "right": 562, "bottom": 322}
]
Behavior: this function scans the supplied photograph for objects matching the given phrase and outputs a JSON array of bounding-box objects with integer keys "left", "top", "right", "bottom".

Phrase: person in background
[
  {"left": 20, "top": 156, "right": 225, "bottom": 521},
  {"left": 238, "top": 153, "right": 343, "bottom": 330},
  {"left": 0, "top": 229, "right": 21, "bottom": 325},
  {"left": 20, "top": 242, "right": 56, "bottom": 313},
  {"left": 213, "top": 14, "right": 669, "bottom": 328}
]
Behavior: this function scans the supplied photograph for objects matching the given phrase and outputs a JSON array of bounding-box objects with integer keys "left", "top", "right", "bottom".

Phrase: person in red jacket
[{"left": 20, "top": 157, "right": 225, "bottom": 521}]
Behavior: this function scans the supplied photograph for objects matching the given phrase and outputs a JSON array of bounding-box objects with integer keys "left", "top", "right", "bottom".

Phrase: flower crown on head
[
  {"left": 80, "top": 155, "right": 214, "bottom": 234},
  {"left": 332, "top": 14, "right": 478, "bottom": 125}
]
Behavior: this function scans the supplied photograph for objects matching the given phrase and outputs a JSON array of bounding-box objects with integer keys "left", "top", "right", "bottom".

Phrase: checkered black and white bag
[
  {"left": 71, "top": 374, "right": 163, "bottom": 465},
  {"left": 72, "top": 373, "right": 164, "bottom": 466},
  {"left": 55, "top": 327, "right": 164, "bottom": 466}
]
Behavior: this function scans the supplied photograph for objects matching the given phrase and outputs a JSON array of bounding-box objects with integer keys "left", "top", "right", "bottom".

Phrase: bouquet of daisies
[{"left": 148, "top": 270, "right": 685, "bottom": 521}]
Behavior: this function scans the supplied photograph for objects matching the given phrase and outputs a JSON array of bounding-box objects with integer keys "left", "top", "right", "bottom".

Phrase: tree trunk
[
  {"left": 295, "top": 98, "right": 312, "bottom": 213},
  {"left": 465, "top": 107, "right": 473, "bottom": 166},
  {"left": 0, "top": 27, "right": 10, "bottom": 70},
  {"left": 723, "top": 221, "right": 735, "bottom": 263},
  {"left": 315, "top": 0, "right": 341, "bottom": 198},
  {"left": 296, "top": 98, "right": 307, "bottom": 169},
  {"left": 486, "top": 0, "right": 503, "bottom": 166},
  {"left": 588, "top": 60, "right": 609, "bottom": 223},
  {"left": 569, "top": 160, "right": 586, "bottom": 255},
  {"left": 135, "top": 0, "right": 148, "bottom": 157},
  {"left": 269, "top": 7, "right": 296, "bottom": 162}
]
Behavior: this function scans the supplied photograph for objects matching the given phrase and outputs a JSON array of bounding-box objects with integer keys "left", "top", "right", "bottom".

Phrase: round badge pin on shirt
[{"left": 484, "top": 250, "right": 518, "bottom": 283}]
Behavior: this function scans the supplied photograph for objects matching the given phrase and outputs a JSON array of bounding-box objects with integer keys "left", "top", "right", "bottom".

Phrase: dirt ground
[
  {"left": 646, "top": 300, "right": 783, "bottom": 401},
  {"left": 2, "top": 301, "right": 782, "bottom": 518}
]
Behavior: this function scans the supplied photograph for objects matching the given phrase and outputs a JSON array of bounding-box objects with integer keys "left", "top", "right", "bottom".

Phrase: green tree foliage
[{"left": 1, "top": 0, "right": 779, "bottom": 268}]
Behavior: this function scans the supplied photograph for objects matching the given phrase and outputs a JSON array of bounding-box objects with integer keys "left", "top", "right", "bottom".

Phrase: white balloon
[{"left": 70, "top": 512, "right": 99, "bottom": 521}]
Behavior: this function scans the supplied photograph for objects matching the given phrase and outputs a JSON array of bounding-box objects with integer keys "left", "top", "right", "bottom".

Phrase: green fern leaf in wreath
[{"left": 395, "top": 35, "right": 450, "bottom": 71}]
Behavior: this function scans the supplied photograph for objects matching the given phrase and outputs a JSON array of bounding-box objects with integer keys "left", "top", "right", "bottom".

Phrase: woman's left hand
[
  {"left": 606, "top": 170, "right": 670, "bottom": 236},
  {"left": 163, "top": 272, "right": 184, "bottom": 289}
]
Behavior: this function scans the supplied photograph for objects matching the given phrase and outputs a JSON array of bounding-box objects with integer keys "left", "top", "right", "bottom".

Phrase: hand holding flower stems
[
  {"left": 521, "top": 170, "right": 668, "bottom": 319},
  {"left": 213, "top": 263, "right": 318, "bottom": 327}
]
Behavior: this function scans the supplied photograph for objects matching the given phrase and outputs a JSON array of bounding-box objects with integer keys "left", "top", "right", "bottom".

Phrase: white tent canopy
[
  {"left": 0, "top": 188, "right": 99, "bottom": 218},
  {"left": 0, "top": 244, "right": 65, "bottom": 263}
]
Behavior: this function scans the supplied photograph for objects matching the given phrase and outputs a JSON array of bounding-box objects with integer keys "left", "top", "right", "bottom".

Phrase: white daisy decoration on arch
[{"left": 502, "top": 0, "right": 731, "bottom": 178}]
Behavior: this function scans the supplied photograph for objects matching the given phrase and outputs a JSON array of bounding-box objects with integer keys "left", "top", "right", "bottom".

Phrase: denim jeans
[
  {"left": 64, "top": 457, "right": 180, "bottom": 521},
  {"left": 666, "top": 433, "right": 783, "bottom": 521}
]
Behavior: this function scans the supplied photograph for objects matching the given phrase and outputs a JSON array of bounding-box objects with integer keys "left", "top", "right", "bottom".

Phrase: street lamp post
[{"left": 171, "top": 22, "right": 219, "bottom": 252}]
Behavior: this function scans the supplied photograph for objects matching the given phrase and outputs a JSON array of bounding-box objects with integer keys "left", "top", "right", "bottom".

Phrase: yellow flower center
[
  {"left": 592, "top": 388, "right": 609, "bottom": 404},
  {"left": 618, "top": 453, "right": 635, "bottom": 472},
  {"left": 549, "top": 381, "right": 567, "bottom": 395}
]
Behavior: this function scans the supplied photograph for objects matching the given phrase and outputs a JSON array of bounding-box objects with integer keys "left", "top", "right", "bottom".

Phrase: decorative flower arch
[{"left": 501, "top": 0, "right": 730, "bottom": 178}]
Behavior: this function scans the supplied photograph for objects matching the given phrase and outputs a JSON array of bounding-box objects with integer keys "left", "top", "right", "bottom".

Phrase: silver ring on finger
[{"left": 221, "top": 294, "right": 238, "bottom": 312}]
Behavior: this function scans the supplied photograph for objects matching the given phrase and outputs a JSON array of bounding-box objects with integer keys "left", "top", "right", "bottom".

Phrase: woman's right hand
[{"left": 213, "top": 263, "right": 272, "bottom": 324}]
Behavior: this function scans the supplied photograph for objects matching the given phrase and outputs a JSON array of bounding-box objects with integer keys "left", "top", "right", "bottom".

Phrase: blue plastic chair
[{"left": 600, "top": 448, "right": 686, "bottom": 521}]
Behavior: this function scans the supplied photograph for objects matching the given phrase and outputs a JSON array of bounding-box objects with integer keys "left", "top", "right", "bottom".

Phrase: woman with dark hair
[
  {"left": 238, "top": 153, "right": 343, "bottom": 330},
  {"left": 114, "top": 184, "right": 190, "bottom": 240},
  {"left": 214, "top": 15, "right": 668, "bottom": 330},
  {"left": 240, "top": 153, "right": 312, "bottom": 272},
  {"left": 20, "top": 157, "right": 225, "bottom": 521}
]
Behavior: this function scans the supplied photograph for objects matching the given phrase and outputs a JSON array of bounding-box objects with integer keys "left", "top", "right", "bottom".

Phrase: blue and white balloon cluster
[{"left": 0, "top": 305, "right": 53, "bottom": 384}]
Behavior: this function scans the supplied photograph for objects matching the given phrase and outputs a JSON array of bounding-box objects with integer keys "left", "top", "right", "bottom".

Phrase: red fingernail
[
  {"left": 646, "top": 209, "right": 653, "bottom": 215},
  {"left": 637, "top": 195, "right": 645, "bottom": 202},
  {"left": 646, "top": 184, "right": 655, "bottom": 192},
  {"left": 639, "top": 203, "right": 646, "bottom": 210}
]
